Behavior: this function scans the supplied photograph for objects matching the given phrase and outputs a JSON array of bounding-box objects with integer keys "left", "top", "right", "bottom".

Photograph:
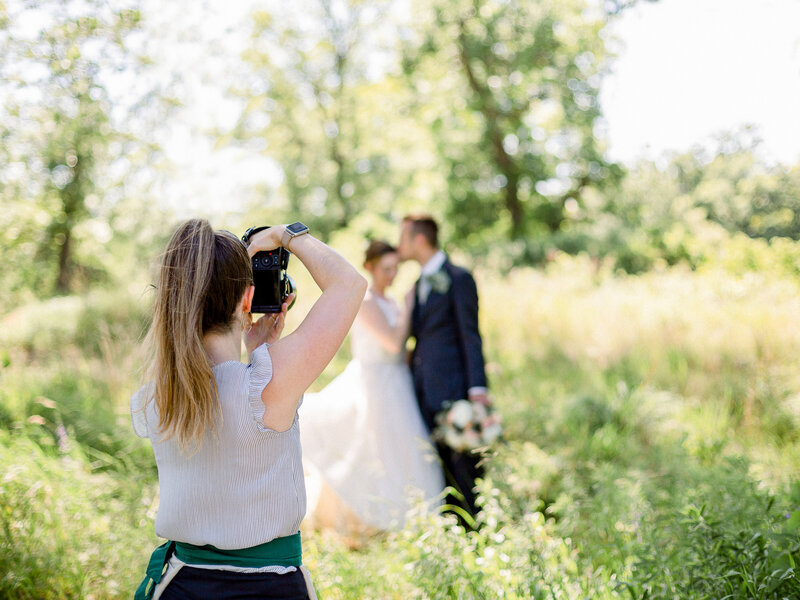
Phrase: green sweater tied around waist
[{"left": 135, "top": 532, "right": 302, "bottom": 600}]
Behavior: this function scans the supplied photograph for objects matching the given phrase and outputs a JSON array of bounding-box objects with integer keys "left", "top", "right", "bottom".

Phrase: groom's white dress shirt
[
  {"left": 417, "top": 250, "right": 487, "bottom": 397},
  {"left": 417, "top": 250, "right": 447, "bottom": 304}
]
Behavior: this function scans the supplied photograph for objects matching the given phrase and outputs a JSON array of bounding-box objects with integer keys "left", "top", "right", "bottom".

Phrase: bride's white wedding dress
[{"left": 300, "top": 294, "right": 444, "bottom": 532}]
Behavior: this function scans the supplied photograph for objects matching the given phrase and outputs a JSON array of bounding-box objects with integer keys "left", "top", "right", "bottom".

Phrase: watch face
[{"left": 286, "top": 221, "right": 308, "bottom": 235}]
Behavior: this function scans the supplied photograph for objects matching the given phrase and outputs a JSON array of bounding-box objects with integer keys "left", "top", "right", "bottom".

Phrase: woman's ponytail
[{"left": 143, "top": 218, "right": 251, "bottom": 452}]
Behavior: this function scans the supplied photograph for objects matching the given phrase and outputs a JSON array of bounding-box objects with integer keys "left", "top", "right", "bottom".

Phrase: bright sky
[{"left": 601, "top": 0, "right": 800, "bottom": 165}]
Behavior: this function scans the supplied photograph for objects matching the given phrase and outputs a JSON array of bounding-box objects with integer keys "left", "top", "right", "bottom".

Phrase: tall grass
[
  {"left": 1, "top": 253, "right": 799, "bottom": 598},
  {"left": 483, "top": 255, "right": 800, "bottom": 478}
]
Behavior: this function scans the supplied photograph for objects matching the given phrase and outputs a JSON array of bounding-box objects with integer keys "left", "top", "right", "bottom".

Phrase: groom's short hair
[{"left": 403, "top": 214, "right": 439, "bottom": 248}]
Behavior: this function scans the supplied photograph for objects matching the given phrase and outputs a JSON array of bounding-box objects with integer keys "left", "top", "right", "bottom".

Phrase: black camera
[{"left": 241, "top": 226, "right": 296, "bottom": 313}]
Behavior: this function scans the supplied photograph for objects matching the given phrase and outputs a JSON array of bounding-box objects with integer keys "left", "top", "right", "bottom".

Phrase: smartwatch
[{"left": 281, "top": 221, "right": 309, "bottom": 249}]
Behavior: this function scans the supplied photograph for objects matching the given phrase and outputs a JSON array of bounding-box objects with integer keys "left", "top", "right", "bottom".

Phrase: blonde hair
[{"left": 143, "top": 218, "right": 252, "bottom": 451}]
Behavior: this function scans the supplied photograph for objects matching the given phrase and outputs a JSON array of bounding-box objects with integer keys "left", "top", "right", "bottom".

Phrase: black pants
[
  {"left": 437, "top": 442, "right": 483, "bottom": 527},
  {"left": 159, "top": 566, "right": 310, "bottom": 600}
]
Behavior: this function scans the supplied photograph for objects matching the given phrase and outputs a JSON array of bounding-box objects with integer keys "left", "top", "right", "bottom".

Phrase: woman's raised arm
[{"left": 246, "top": 225, "right": 367, "bottom": 431}]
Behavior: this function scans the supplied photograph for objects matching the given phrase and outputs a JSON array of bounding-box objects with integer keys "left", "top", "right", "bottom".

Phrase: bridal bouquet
[{"left": 433, "top": 399, "right": 503, "bottom": 452}]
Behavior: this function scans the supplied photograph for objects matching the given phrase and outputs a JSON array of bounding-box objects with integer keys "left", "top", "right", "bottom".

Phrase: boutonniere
[{"left": 425, "top": 269, "right": 451, "bottom": 295}]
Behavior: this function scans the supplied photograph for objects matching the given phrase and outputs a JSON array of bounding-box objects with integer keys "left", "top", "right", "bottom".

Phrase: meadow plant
[
  {"left": 2, "top": 245, "right": 800, "bottom": 597},
  {"left": 0, "top": 432, "right": 159, "bottom": 599}
]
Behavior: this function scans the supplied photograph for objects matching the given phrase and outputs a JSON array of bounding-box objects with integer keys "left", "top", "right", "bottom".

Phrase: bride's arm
[{"left": 357, "top": 294, "right": 411, "bottom": 354}]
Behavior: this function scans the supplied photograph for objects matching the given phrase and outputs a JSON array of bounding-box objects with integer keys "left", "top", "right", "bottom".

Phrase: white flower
[
  {"left": 449, "top": 399, "right": 473, "bottom": 429},
  {"left": 472, "top": 402, "right": 488, "bottom": 422},
  {"left": 481, "top": 413, "right": 501, "bottom": 428},
  {"left": 444, "top": 428, "right": 464, "bottom": 450},
  {"left": 462, "top": 428, "right": 482, "bottom": 449},
  {"left": 482, "top": 423, "right": 503, "bottom": 445}
]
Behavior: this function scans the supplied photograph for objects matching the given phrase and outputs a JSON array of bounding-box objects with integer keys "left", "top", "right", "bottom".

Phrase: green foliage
[
  {"left": 0, "top": 286, "right": 157, "bottom": 598},
  {"left": 585, "top": 134, "right": 800, "bottom": 273},
  {"left": 0, "top": 0, "right": 163, "bottom": 307},
  {"left": 626, "top": 500, "right": 800, "bottom": 599},
  {"left": 0, "top": 432, "right": 158, "bottom": 599},
  {"left": 223, "top": 2, "right": 800, "bottom": 269},
  {"left": 488, "top": 368, "right": 800, "bottom": 599},
  {"left": 2, "top": 254, "right": 800, "bottom": 597},
  {"left": 0, "top": 288, "right": 155, "bottom": 473},
  {"left": 233, "top": 0, "right": 426, "bottom": 240},
  {"left": 227, "top": 0, "right": 649, "bottom": 253},
  {"left": 403, "top": 0, "right": 623, "bottom": 245}
]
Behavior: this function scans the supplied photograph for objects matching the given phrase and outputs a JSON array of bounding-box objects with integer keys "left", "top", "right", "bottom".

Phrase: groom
[{"left": 398, "top": 214, "right": 489, "bottom": 522}]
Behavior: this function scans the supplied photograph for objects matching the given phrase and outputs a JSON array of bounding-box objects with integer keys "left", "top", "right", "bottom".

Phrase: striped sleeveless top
[{"left": 130, "top": 344, "right": 306, "bottom": 549}]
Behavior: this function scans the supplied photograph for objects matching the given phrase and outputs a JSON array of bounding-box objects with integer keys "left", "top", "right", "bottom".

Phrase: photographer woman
[{"left": 131, "top": 219, "right": 366, "bottom": 599}]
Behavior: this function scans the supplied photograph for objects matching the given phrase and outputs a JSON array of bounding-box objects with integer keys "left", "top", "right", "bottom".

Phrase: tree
[
  {"left": 402, "top": 0, "right": 625, "bottom": 253},
  {"left": 232, "top": 0, "right": 413, "bottom": 239},
  {"left": 0, "top": 0, "right": 156, "bottom": 300},
  {"left": 587, "top": 127, "right": 800, "bottom": 273}
]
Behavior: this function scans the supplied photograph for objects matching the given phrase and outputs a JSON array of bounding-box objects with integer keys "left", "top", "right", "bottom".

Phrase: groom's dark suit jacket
[{"left": 410, "top": 257, "right": 487, "bottom": 430}]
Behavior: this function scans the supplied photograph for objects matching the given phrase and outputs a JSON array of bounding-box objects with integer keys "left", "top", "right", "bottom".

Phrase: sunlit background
[
  {"left": 140, "top": 0, "right": 800, "bottom": 216},
  {"left": 603, "top": 0, "right": 800, "bottom": 166},
  {"left": 2, "top": 0, "right": 800, "bottom": 597}
]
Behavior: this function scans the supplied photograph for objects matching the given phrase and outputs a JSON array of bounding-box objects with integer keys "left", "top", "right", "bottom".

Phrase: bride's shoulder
[
  {"left": 358, "top": 291, "right": 380, "bottom": 316},
  {"left": 361, "top": 290, "right": 379, "bottom": 309},
  {"left": 364, "top": 291, "right": 398, "bottom": 308},
  {"left": 363, "top": 290, "right": 390, "bottom": 305},
  {"left": 359, "top": 291, "right": 396, "bottom": 323}
]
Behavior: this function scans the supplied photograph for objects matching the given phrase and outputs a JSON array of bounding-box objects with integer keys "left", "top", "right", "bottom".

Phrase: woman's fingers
[
  {"left": 245, "top": 291, "right": 294, "bottom": 351},
  {"left": 265, "top": 295, "right": 292, "bottom": 343},
  {"left": 266, "top": 314, "right": 282, "bottom": 344},
  {"left": 246, "top": 226, "right": 284, "bottom": 256}
]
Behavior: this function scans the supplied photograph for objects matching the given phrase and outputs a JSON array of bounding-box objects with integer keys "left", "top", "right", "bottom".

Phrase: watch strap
[
  {"left": 281, "top": 224, "right": 309, "bottom": 248},
  {"left": 281, "top": 227, "right": 292, "bottom": 248}
]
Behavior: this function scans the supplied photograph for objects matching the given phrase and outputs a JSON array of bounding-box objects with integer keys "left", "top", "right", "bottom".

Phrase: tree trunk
[
  {"left": 504, "top": 173, "right": 523, "bottom": 237},
  {"left": 457, "top": 21, "right": 525, "bottom": 238},
  {"left": 55, "top": 225, "right": 72, "bottom": 294}
]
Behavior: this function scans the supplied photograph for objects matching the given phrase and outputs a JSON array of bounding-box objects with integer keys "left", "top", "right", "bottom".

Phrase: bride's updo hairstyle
[
  {"left": 143, "top": 218, "right": 253, "bottom": 451},
  {"left": 364, "top": 240, "right": 397, "bottom": 267}
]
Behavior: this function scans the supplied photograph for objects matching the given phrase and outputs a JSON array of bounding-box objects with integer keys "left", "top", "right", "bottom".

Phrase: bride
[{"left": 300, "top": 240, "right": 444, "bottom": 534}]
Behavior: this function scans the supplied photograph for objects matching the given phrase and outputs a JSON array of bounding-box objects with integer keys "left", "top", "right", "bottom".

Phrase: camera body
[{"left": 242, "top": 226, "right": 296, "bottom": 313}]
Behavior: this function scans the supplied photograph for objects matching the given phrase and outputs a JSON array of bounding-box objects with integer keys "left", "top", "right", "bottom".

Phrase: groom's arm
[{"left": 451, "top": 269, "right": 488, "bottom": 393}]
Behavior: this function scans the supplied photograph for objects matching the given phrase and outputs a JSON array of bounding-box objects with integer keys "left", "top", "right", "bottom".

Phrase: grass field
[{"left": 1, "top": 254, "right": 799, "bottom": 599}]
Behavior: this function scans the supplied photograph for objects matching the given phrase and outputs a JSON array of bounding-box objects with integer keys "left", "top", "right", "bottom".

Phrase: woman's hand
[
  {"left": 244, "top": 293, "right": 294, "bottom": 354},
  {"left": 246, "top": 225, "right": 284, "bottom": 257}
]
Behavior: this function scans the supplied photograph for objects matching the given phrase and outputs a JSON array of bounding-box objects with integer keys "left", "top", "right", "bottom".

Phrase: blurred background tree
[
  {"left": 587, "top": 127, "right": 800, "bottom": 273},
  {"left": 401, "top": 0, "right": 624, "bottom": 260},
  {"left": 3, "top": 0, "right": 799, "bottom": 284},
  {"left": 0, "top": 0, "right": 164, "bottom": 309},
  {"left": 228, "top": 0, "right": 640, "bottom": 253},
  {"left": 230, "top": 0, "right": 424, "bottom": 240}
]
